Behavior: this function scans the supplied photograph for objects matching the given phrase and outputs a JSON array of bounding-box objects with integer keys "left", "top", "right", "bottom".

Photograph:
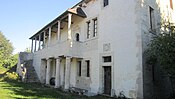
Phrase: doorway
[{"left": 104, "top": 66, "right": 111, "bottom": 95}]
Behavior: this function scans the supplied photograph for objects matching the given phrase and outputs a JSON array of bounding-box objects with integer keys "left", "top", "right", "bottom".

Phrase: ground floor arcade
[{"left": 39, "top": 56, "right": 113, "bottom": 96}]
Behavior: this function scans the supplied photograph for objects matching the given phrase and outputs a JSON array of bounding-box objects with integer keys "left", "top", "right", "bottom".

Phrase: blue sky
[{"left": 0, "top": 0, "right": 80, "bottom": 54}]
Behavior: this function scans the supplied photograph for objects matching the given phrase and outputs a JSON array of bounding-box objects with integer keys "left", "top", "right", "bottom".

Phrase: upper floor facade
[{"left": 29, "top": 0, "right": 175, "bottom": 58}]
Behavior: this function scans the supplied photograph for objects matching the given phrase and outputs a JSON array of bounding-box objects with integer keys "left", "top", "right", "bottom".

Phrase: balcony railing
[{"left": 35, "top": 40, "right": 83, "bottom": 58}]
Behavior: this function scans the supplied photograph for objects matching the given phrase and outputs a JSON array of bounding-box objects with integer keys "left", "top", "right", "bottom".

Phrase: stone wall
[
  {"left": 141, "top": 0, "right": 175, "bottom": 99},
  {"left": 16, "top": 52, "right": 33, "bottom": 77},
  {"left": 16, "top": 52, "right": 39, "bottom": 82}
]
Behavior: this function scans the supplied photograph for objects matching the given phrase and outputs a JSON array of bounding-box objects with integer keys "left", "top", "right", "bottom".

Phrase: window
[
  {"left": 103, "top": 56, "right": 111, "bottom": 62},
  {"left": 78, "top": 61, "right": 81, "bottom": 76},
  {"left": 87, "top": 21, "right": 90, "bottom": 39},
  {"left": 86, "top": 60, "right": 90, "bottom": 77},
  {"left": 170, "top": 0, "right": 174, "bottom": 10},
  {"left": 104, "top": 0, "right": 109, "bottom": 7},
  {"left": 76, "top": 33, "right": 79, "bottom": 41},
  {"left": 93, "top": 18, "right": 97, "bottom": 37},
  {"left": 149, "top": 6, "right": 155, "bottom": 30},
  {"left": 152, "top": 65, "right": 155, "bottom": 81}
]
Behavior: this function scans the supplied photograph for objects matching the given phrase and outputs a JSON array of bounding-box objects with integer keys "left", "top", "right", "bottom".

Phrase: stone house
[{"left": 17, "top": 0, "right": 175, "bottom": 98}]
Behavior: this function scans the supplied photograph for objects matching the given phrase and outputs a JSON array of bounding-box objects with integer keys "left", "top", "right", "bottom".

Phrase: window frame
[
  {"left": 93, "top": 18, "right": 97, "bottom": 37},
  {"left": 78, "top": 61, "right": 82, "bottom": 76},
  {"left": 87, "top": 21, "right": 91, "bottom": 39},
  {"left": 149, "top": 6, "right": 155, "bottom": 30}
]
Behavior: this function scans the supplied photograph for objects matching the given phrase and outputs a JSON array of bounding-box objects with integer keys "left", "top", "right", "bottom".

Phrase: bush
[
  {"left": 145, "top": 23, "right": 175, "bottom": 76},
  {"left": 2, "top": 72, "right": 19, "bottom": 81}
]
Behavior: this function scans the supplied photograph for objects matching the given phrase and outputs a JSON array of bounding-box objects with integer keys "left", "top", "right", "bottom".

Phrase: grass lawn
[{"left": 0, "top": 66, "right": 115, "bottom": 99}]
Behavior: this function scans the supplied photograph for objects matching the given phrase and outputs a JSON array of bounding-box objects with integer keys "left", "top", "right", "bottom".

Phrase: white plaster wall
[
  {"left": 60, "top": 24, "right": 68, "bottom": 42},
  {"left": 82, "top": 50, "right": 99, "bottom": 93},
  {"left": 50, "top": 32, "right": 57, "bottom": 46},
  {"left": 97, "top": 0, "right": 143, "bottom": 98},
  {"left": 60, "top": 59, "right": 65, "bottom": 86},
  {"left": 69, "top": 58, "right": 77, "bottom": 87}
]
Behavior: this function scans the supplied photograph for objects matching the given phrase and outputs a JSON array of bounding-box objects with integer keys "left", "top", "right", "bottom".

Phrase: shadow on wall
[{"left": 142, "top": 0, "right": 175, "bottom": 99}]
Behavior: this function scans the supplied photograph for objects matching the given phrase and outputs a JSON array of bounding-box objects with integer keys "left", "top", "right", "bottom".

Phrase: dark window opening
[
  {"left": 87, "top": 21, "right": 90, "bottom": 39},
  {"left": 76, "top": 33, "right": 79, "bottom": 41},
  {"left": 104, "top": 0, "right": 109, "bottom": 7},
  {"left": 152, "top": 65, "right": 155, "bottom": 81},
  {"left": 103, "top": 56, "right": 111, "bottom": 62},
  {"left": 78, "top": 61, "right": 81, "bottom": 76},
  {"left": 149, "top": 6, "right": 154, "bottom": 30},
  {"left": 86, "top": 60, "right": 90, "bottom": 77},
  {"left": 93, "top": 18, "right": 97, "bottom": 37}
]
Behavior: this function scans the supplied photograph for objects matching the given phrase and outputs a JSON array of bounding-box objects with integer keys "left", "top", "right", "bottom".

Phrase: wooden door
[{"left": 104, "top": 66, "right": 111, "bottom": 95}]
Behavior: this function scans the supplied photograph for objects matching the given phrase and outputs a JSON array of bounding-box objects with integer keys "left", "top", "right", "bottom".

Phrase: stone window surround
[
  {"left": 93, "top": 18, "right": 98, "bottom": 37},
  {"left": 99, "top": 52, "right": 115, "bottom": 96},
  {"left": 85, "top": 16, "right": 99, "bottom": 41}
]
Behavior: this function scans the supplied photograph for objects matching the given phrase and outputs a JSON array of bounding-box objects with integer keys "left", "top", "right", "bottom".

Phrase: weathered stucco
[
  {"left": 17, "top": 0, "right": 175, "bottom": 98},
  {"left": 16, "top": 52, "right": 33, "bottom": 77}
]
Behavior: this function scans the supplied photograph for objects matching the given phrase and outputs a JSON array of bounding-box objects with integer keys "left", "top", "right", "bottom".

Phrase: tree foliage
[
  {"left": 6, "top": 54, "right": 19, "bottom": 69},
  {"left": 0, "top": 31, "right": 15, "bottom": 67},
  {"left": 145, "top": 23, "right": 175, "bottom": 76}
]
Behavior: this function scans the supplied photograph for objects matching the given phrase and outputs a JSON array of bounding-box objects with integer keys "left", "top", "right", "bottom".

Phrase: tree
[
  {"left": 0, "top": 31, "right": 14, "bottom": 67},
  {"left": 145, "top": 23, "right": 175, "bottom": 76},
  {"left": 7, "top": 53, "right": 19, "bottom": 69}
]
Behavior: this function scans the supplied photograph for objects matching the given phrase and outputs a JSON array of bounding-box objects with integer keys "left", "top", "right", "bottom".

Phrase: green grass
[{"left": 0, "top": 66, "right": 114, "bottom": 99}]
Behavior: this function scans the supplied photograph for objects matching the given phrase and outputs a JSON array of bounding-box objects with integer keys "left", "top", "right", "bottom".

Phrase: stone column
[
  {"left": 68, "top": 13, "right": 72, "bottom": 40},
  {"left": 57, "top": 21, "right": 61, "bottom": 42},
  {"left": 64, "top": 56, "right": 71, "bottom": 90},
  {"left": 34, "top": 37, "right": 37, "bottom": 52},
  {"left": 31, "top": 39, "right": 33, "bottom": 53},
  {"left": 38, "top": 34, "right": 41, "bottom": 50},
  {"left": 55, "top": 57, "right": 61, "bottom": 88},
  {"left": 46, "top": 58, "right": 51, "bottom": 85},
  {"left": 48, "top": 27, "right": 51, "bottom": 46}
]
